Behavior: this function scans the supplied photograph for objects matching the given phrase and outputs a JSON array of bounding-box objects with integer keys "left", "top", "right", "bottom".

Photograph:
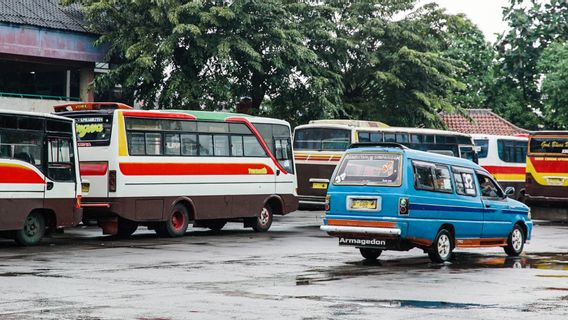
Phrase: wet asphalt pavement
[{"left": 0, "top": 210, "right": 567, "bottom": 320}]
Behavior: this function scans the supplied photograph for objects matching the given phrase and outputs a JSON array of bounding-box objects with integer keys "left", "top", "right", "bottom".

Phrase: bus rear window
[
  {"left": 333, "top": 153, "right": 402, "bottom": 186},
  {"left": 293, "top": 128, "right": 350, "bottom": 151},
  {"left": 529, "top": 137, "right": 568, "bottom": 155},
  {"left": 74, "top": 115, "right": 113, "bottom": 147}
]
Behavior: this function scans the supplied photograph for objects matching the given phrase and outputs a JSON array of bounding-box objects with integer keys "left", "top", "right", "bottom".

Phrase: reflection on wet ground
[{"left": 296, "top": 252, "right": 568, "bottom": 286}]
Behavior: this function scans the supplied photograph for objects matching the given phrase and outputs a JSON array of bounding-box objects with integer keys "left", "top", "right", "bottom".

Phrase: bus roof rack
[
  {"left": 53, "top": 102, "right": 134, "bottom": 113},
  {"left": 348, "top": 142, "right": 408, "bottom": 149}
]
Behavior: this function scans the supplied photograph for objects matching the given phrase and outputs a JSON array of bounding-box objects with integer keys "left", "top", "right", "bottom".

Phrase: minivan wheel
[
  {"left": 428, "top": 229, "right": 453, "bottom": 263},
  {"left": 360, "top": 248, "right": 382, "bottom": 260},
  {"left": 504, "top": 224, "right": 525, "bottom": 256},
  {"left": 15, "top": 212, "right": 46, "bottom": 246}
]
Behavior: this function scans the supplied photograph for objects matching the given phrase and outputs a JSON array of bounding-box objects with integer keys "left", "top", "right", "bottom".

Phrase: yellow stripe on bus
[
  {"left": 526, "top": 157, "right": 568, "bottom": 186},
  {"left": 493, "top": 173, "right": 525, "bottom": 182},
  {"left": 118, "top": 112, "right": 128, "bottom": 156}
]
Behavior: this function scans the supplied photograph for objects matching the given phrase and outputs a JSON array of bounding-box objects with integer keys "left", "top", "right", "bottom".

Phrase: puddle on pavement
[{"left": 296, "top": 252, "right": 568, "bottom": 286}]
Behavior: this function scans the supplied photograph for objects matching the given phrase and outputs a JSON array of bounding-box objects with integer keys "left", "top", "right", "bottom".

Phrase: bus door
[
  {"left": 44, "top": 135, "right": 78, "bottom": 226},
  {"left": 274, "top": 135, "right": 295, "bottom": 195}
]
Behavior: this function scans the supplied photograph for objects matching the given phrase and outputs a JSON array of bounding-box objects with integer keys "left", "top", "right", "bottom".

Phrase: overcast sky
[{"left": 431, "top": 0, "right": 509, "bottom": 42}]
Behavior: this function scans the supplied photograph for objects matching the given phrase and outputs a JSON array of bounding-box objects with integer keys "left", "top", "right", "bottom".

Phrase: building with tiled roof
[
  {"left": 440, "top": 109, "right": 529, "bottom": 136},
  {"left": 0, "top": 0, "right": 107, "bottom": 112}
]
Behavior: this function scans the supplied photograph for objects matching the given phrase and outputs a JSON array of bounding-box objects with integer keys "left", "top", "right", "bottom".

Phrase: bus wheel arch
[
  {"left": 264, "top": 196, "right": 283, "bottom": 216},
  {"left": 171, "top": 197, "right": 196, "bottom": 221}
]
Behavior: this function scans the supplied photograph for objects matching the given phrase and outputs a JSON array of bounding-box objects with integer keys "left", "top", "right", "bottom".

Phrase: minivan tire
[
  {"left": 428, "top": 229, "right": 453, "bottom": 263},
  {"left": 15, "top": 212, "right": 46, "bottom": 246},
  {"left": 504, "top": 224, "right": 525, "bottom": 256},
  {"left": 360, "top": 248, "right": 382, "bottom": 260}
]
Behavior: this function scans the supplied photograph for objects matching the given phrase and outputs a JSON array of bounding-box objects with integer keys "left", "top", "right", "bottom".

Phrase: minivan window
[
  {"left": 453, "top": 170, "right": 477, "bottom": 196},
  {"left": 413, "top": 161, "right": 453, "bottom": 193},
  {"left": 334, "top": 153, "right": 402, "bottom": 186},
  {"left": 477, "top": 173, "right": 503, "bottom": 198}
]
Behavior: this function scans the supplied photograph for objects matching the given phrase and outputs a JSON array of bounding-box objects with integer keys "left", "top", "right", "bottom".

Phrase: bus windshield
[
  {"left": 294, "top": 128, "right": 350, "bottom": 151},
  {"left": 72, "top": 114, "right": 113, "bottom": 147},
  {"left": 529, "top": 136, "right": 568, "bottom": 155}
]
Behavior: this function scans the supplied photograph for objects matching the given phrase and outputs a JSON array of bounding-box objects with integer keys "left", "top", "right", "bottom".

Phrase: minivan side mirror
[{"left": 504, "top": 186, "right": 515, "bottom": 197}]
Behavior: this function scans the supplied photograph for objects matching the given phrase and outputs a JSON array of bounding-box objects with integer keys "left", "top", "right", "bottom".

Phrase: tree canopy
[{"left": 66, "top": 0, "right": 568, "bottom": 129}]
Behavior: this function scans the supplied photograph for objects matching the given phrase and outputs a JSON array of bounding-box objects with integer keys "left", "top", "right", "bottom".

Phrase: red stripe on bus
[
  {"left": 482, "top": 166, "right": 526, "bottom": 175},
  {"left": 528, "top": 157, "right": 568, "bottom": 173},
  {"left": 0, "top": 164, "right": 45, "bottom": 184},
  {"left": 122, "top": 111, "right": 197, "bottom": 120},
  {"left": 80, "top": 162, "right": 109, "bottom": 176},
  {"left": 119, "top": 163, "right": 275, "bottom": 176}
]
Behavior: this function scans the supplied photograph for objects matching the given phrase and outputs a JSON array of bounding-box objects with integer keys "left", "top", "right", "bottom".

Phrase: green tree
[
  {"left": 496, "top": 0, "right": 568, "bottom": 129},
  {"left": 538, "top": 41, "right": 568, "bottom": 129},
  {"left": 442, "top": 14, "right": 495, "bottom": 109},
  {"left": 67, "top": 0, "right": 469, "bottom": 128}
]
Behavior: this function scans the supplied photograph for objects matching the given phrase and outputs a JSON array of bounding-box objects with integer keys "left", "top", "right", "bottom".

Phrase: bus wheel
[
  {"left": 117, "top": 217, "right": 138, "bottom": 238},
  {"left": 360, "top": 248, "right": 382, "bottom": 260},
  {"left": 156, "top": 204, "right": 189, "bottom": 238},
  {"left": 428, "top": 229, "right": 453, "bottom": 263},
  {"left": 504, "top": 224, "right": 525, "bottom": 256},
  {"left": 253, "top": 205, "right": 273, "bottom": 232},
  {"left": 15, "top": 212, "right": 46, "bottom": 246},
  {"left": 207, "top": 220, "right": 227, "bottom": 232}
]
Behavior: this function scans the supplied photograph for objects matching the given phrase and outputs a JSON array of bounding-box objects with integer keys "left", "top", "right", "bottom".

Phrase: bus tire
[
  {"left": 504, "top": 224, "right": 525, "bottom": 256},
  {"left": 117, "top": 217, "right": 138, "bottom": 237},
  {"left": 360, "top": 248, "right": 382, "bottom": 260},
  {"left": 15, "top": 212, "right": 46, "bottom": 246},
  {"left": 207, "top": 220, "right": 227, "bottom": 232},
  {"left": 156, "top": 203, "right": 189, "bottom": 238},
  {"left": 252, "top": 204, "right": 273, "bottom": 232},
  {"left": 428, "top": 229, "right": 453, "bottom": 263}
]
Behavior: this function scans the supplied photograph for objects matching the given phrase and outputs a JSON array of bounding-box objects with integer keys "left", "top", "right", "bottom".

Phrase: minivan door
[
  {"left": 44, "top": 136, "right": 78, "bottom": 227},
  {"left": 476, "top": 171, "right": 511, "bottom": 238}
]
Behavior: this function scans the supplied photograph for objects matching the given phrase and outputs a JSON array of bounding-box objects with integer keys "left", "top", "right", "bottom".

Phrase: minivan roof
[{"left": 345, "top": 145, "right": 485, "bottom": 171}]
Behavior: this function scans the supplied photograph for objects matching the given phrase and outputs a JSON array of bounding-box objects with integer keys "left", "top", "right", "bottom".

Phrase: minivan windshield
[{"left": 333, "top": 152, "right": 402, "bottom": 186}]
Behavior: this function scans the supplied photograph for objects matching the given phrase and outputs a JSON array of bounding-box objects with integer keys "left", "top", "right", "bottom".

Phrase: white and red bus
[
  {"left": 0, "top": 110, "right": 82, "bottom": 245},
  {"left": 472, "top": 134, "right": 528, "bottom": 201},
  {"left": 293, "top": 120, "right": 477, "bottom": 204},
  {"left": 54, "top": 103, "right": 298, "bottom": 237}
]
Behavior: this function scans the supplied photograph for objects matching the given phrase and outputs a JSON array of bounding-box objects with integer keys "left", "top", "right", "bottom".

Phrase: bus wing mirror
[{"left": 505, "top": 186, "right": 515, "bottom": 197}]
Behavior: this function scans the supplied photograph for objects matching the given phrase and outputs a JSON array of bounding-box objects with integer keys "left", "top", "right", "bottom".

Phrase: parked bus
[
  {"left": 472, "top": 134, "right": 528, "bottom": 201},
  {"left": 53, "top": 102, "right": 298, "bottom": 237},
  {"left": 293, "top": 120, "right": 477, "bottom": 204},
  {"left": 525, "top": 131, "right": 568, "bottom": 207},
  {"left": 0, "top": 110, "right": 82, "bottom": 245}
]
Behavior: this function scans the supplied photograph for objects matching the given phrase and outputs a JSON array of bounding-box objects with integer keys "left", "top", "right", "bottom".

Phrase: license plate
[
  {"left": 311, "top": 182, "right": 328, "bottom": 189},
  {"left": 351, "top": 199, "right": 377, "bottom": 210},
  {"left": 82, "top": 183, "right": 90, "bottom": 193},
  {"left": 547, "top": 178, "right": 564, "bottom": 186},
  {"left": 339, "top": 237, "right": 393, "bottom": 249}
]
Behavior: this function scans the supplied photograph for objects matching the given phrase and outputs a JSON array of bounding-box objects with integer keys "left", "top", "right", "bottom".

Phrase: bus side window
[
  {"left": 0, "top": 130, "right": 43, "bottom": 168},
  {"left": 243, "top": 136, "right": 266, "bottom": 157},
  {"left": 47, "top": 137, "right": 75, "bottom": 182}
]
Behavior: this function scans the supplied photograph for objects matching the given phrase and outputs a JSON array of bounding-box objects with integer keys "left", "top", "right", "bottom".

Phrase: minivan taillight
[
  {"left": 399, "top": 197, "right": 409, "bottom": 215},
  {"left": 109, "top": 170, "right": 117, "bottom": 192},
  {"left": 325, "top": 195, "right": 330, "bottom": 211}
]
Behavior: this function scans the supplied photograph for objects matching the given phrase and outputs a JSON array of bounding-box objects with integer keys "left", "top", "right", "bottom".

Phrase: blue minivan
[{"left": 321, "top": 143, "right": 532, "bottom": 263}]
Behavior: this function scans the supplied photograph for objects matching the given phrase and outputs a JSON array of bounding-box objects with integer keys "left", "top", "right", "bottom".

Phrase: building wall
[{"left": 0, "top": 96, "right": 68, "bottom": 114}]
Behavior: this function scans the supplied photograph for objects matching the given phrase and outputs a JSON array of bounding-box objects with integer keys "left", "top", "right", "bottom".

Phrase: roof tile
[
  {"left": 0, "top": 0, "right": 87, "bottom": 33},
  {"left": 440, "top": 109, "right": 528, "bottom": 136}
]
